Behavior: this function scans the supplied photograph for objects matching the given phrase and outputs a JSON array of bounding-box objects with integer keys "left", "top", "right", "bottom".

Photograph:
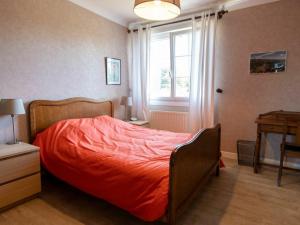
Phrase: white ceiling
[{"left": 68, "top": 0, "right": 280, "bottom": 27}]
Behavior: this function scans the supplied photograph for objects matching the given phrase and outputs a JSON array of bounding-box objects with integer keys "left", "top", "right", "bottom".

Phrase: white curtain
[
  {"left": 189, "top": 11, "right": 218, "bottom": 133},
  {"left": 128, "top": 25, "right": 151, "bottom": 120}
]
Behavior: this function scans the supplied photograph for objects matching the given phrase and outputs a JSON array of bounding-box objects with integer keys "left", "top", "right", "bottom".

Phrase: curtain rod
[{"left": 128, "top": 10, "right": 228, "bottom": 33}]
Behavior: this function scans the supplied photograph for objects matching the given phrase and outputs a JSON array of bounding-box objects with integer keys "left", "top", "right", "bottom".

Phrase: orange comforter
[{"left": 34, "top": 115, "right": 192, "bottom": 221}]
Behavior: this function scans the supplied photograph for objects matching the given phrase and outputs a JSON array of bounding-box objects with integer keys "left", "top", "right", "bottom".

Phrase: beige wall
[
  {"left": 215, "top": 0, "right": 300, "bottom": 161},
  {"left": 0, "top": 0, "right": 128, "bottom": 144}
]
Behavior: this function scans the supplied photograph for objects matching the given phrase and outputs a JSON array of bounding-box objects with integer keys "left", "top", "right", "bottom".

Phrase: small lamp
[
  {"left": 0, "top": 99, "right": 25, "bottom": 144},
  {"left": 120, "top": 96, "right": 133, "bottom": 121}
]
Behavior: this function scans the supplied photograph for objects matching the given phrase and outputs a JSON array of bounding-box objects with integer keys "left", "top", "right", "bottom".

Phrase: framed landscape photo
[
  {"left": 105, "top": 57, "right": 121, "bottom": 85},
  {"left": 250, "top": 50, "right": 287, "bottom": 74}
]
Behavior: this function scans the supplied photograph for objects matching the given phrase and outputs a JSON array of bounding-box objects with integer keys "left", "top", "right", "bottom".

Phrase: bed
[{"left": 29, "top": 97, "right": 221, "bottom": 225}]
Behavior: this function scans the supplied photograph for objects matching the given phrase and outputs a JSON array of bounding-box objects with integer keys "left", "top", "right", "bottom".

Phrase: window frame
[{"left": 150, "top": 29, "right": 192, "bottom": 106}]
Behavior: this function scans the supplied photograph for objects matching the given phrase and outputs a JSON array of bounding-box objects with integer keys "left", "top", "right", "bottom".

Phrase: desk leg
[{"left": 254, "top": 131, "right": 261, "bottom": 173}]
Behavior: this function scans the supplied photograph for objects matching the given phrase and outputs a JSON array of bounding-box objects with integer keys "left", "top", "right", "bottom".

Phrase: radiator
[{"left": 150, "top": 111, "right": 189, "bottom": 133}]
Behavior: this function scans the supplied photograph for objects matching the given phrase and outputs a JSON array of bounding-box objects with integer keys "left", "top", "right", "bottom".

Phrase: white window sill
[{"left": 150, "top": 99, "right": 189, "bottom": 107}]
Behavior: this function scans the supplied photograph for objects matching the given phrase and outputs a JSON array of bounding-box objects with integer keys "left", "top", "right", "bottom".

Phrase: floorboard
[{"left": 0, "top": 158, "right": 299, "bottom": 225}]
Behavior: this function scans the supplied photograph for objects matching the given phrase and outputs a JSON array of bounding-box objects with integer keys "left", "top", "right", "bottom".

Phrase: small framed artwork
[
  {"left": 105, "top": 57, "right": 121, "bottom": 85},
  {"left": 250, "top": 50, "right": 287, "bottom": 74}
]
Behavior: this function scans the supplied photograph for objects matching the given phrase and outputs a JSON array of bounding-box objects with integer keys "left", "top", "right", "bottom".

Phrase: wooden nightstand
[
  {"left": 128, "top": 120, "right": 150, "bottom": 128},
  {"left": 0, "top": 143, "right": 41, "bottom": 211}
]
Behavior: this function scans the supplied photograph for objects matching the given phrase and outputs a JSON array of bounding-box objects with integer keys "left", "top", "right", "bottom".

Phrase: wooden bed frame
[{"left": 29, "top": 97, "right": 221, "bottom": 225}]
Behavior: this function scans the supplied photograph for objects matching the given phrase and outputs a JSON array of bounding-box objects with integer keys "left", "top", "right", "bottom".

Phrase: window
[{"left": 150, "top": 28, "right": 192, "bottom": 104}]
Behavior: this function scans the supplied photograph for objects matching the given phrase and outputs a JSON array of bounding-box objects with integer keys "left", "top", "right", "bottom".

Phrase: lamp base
[{"left": 7, "top": 140, "right": 23, "bottom": 145}]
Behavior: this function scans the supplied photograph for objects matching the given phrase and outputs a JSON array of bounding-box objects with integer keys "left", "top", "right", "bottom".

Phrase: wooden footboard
[{"left": 168, "top": 124, "right": 221, "bottom": 225}]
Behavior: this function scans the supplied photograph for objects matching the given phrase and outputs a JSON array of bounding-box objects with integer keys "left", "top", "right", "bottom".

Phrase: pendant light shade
[{"left": 134, "top": 0, "right": 181, "bottom": 21}]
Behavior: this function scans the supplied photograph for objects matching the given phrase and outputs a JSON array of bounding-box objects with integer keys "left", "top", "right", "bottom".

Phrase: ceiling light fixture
[{"left": 134, "top": 0, "right": 181, "bottom": 21}]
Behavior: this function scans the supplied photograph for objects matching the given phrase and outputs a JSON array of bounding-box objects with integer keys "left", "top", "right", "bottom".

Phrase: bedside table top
[
  {"left": 127, "top": 120, "right": 149, "bottom": 126},
  {"left": 0, "top": 143, "right": 39, "bottom": 160}
]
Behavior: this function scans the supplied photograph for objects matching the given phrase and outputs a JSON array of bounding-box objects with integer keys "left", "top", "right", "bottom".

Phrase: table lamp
[
  {"left": 0, "top": 99, "right": 25, "bottom": 144},
  {"left": 120, "top": 96, "right": 132, "bottom": 121}
]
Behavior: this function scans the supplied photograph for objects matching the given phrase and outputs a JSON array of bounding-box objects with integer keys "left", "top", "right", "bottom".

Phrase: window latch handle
[{"left": 216, "top": 88, "right": 223, "bottom": 94}]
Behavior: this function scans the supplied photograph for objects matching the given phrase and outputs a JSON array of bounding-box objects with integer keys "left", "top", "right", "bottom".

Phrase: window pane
[
  {"left": 175, "top": 56, "right": 191, "bottom": 76},
  {"left": 174, "top": 32, "right": 191, "bottom": 98},
  {"left": 175, "top": 32, "right": 192, "bottom": 56},
  {"left": 150, "top": 34, "right": 171, "bottom": 98},
  {"left": 174, "top": 56, "right": 191, "bottom": 98},
  {"left": 176, "top": 77, "right": 190, "bottom": 98}
]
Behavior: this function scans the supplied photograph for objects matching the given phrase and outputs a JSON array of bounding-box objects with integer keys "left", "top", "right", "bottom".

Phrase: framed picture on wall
[
  {"left": 105, "top": 57, "right": 121, "bottom": 85},
  {"left": 250, "top": 50, "right": 287, "bottom": 74}
]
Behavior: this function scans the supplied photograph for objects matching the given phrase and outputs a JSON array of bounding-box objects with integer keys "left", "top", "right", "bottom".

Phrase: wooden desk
[{"left": 254, "top": 111, "right": 300, "bottom": 173}]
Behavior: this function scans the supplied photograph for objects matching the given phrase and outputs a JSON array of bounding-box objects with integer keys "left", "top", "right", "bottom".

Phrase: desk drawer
[
  {"left": 260, "top": 124, "right": 297, "bottom": 134},
  {"left": 260, "top": 124, "right": 285, "bottom": 133},
  {"left": 0, "top": 173, "right": 41, "bottom": 209},
  {"left": 0, "top": 152, "right": 40, "bottom": 185}
]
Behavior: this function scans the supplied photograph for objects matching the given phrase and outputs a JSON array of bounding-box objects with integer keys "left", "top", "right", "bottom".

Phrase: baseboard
[
  {"left": 261, "top": 158, "right": 300, "bottom": 170},
  {"left": 221, "top": 151, "right": 300, "bottom": 170},
  {"left": 221, "top": 151, "right": 237, "bottom": 160}
]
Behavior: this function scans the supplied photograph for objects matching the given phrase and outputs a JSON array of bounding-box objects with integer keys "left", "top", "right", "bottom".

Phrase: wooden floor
[{"left": 1, "top": 158, "right": 300, "bottom": 225}]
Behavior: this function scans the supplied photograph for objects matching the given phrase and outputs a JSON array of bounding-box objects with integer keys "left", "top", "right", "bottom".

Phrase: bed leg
[
  {"left": 168, "top": 217, "right": 175, "bottom": 225},
  {"left": 216, "top": 164, "right": 220, "bottom": 177},
  {"left": 167, "top": 210, "right": 176, "bottom": 225}
]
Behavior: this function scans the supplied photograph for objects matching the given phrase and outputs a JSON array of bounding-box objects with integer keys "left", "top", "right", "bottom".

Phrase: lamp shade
[
  {"left": 134, "top": 0, "right": 181, "bottom": 21},
  {"left": 0, "top": 99, "right": 25, "bottom": 115},
  {"left": 120, "top": 96, "right": 133, "bottom": 106},
  {"left": 127, "top": 97, "right": 133, "bottom": 107}
]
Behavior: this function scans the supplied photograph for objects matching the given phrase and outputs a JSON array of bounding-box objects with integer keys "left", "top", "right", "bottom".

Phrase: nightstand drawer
[
  {"left": 0, "top": 152, "right": 40, "bottom": 185},
  {"left": 0, "top": 173, "right": 41, "bottom": 209}
]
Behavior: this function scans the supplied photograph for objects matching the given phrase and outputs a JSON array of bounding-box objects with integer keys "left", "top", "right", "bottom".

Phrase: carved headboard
[{"left": 29, "top": 97, "right": 113, "bottom": 142}]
